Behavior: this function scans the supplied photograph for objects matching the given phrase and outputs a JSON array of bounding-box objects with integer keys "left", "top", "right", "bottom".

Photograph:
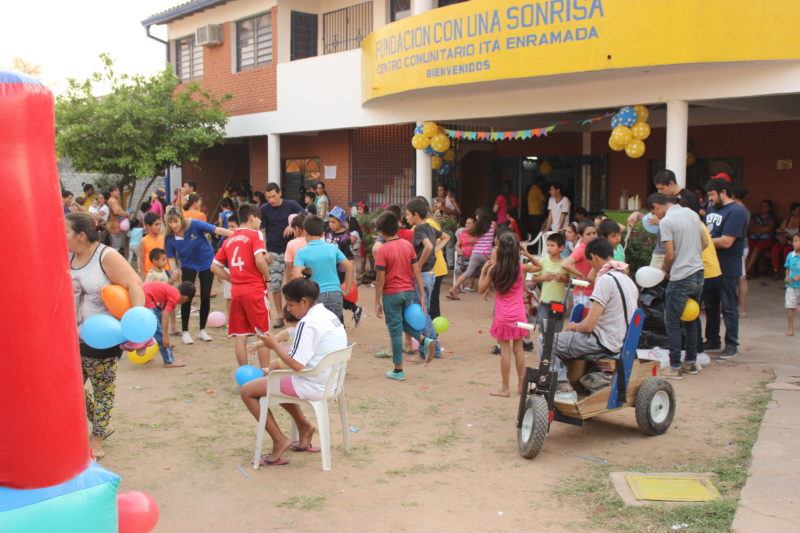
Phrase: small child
[
  {"left": 145, "top": 249, "right": 172, "bottom": 283},
  {"left": 507, "top": 207, "right": 523, "bottom": 240},
  {"left": 249, "top": 307, "right": 299, "bottom": 369},
  {"left": 142, "top": 281, "right": 195, "bottom": 367},
  {"left": 561, "top": 221, "right": 597, "bottom": 307},
  {"left": 479, "top": 231, "right": 541, "bottom": 397},
  {"left": 221, "top": 214, "right": 240, "bottom": 314},
  {"left": 530, "top": 232, "right": 569, "bottom": 330},
  {"left": 598, "top": 218, "right": 626, "bottom": 262},
  {"left": 139, "top": 212, "right": 167, "bottom": 278},
  {"left": 284, "top": 214, "right": 307, "bottom": 283},
  {"left": 455, "top": 217, "right": 478, "bottom": 292},
  {"left": 127, "top": 218, "right": 143, "bottom": 268},
  {"left": 562, "top": 222, "right": 579, "bottom": 258},
  {"left": 374, "top": 211, "right": 437, "bottom": 380},
  {"left": 784, "top": 234, "right": 800, "bottom": 336},
  {"left": 326, "top": 206, "right": 364, "bottom": 326},
  {"left": 218, "top": 198, "right": 235, "bottom": 246}
]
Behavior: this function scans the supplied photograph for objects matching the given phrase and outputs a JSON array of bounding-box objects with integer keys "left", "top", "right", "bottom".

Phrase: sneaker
[
  {"left": 703, "top": 341, "right": 721, "bottom": 352},
  {"left": 272, "top": 318, "right": 285, "bottom": 329},
  {"left": 463, "top": 287, "right": 475, "bottom": 293},
  {"left": 718, "top": 346, "right": 738, "bottom": 359},
  {"left": 491, "top": 345, "right": 501, "bottom": 355},
  {"left": 353, "top": 306, "right": 363, "bottom": 327},
  {"left": 681, "top": 362, "right": 699, "bottom": 375},
  {"left": 198, "top": 329, "right": 213, "bottom": 342},
  {"left": 523, "top": 340, "right": 534, "bottom": 352},
  {"left": 661, "top": 367, "right": 683, "bottom": 380},
  {"left": 182, "top": 331, "right": 194, "bottom": 345},
  {"left": 422, "top": 338, "right": 436, "bottom": 363},
  {"left": 554, "top": 382, "right": 578, "bottom": 403},
  {"left": 385, "top": 370, "right": 406, "bottom": 381}
]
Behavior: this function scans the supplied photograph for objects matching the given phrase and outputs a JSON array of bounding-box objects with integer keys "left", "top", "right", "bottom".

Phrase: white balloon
[{"left": 635, "top": 266, "right": 665, "bottom": 288}]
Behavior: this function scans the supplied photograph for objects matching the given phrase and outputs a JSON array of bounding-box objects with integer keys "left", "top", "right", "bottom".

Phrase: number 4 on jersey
[{"left": 231, "top": 246, "right": 245, "bottom": 271}]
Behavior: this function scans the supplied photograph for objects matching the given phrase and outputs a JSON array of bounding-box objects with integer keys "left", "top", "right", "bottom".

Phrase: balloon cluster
[
  {"left": 608, "top": 105, "right": 650, "bottom": 159},
  {"left": 80, "top": 285, "right": 157, "bottom": 350},
  {"left": 411, "top": 121, "right": 456, "bottom": 175}
]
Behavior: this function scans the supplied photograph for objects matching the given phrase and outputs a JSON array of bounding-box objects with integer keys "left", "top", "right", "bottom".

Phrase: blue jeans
[
  {"left": 413, "top": 271, "right": 440, "bottom": 358},
  {"left": 318, "top": 291, "right": 344, "bottom": 323},
  {"left": 664, "top": 270, "right": 703, "bottom": 368},
  {"left": 703, "top": 275, "right": 739, "bottom": 349},
  {"left": 151, "top": 308, "right": 175, "bottom": 364}
]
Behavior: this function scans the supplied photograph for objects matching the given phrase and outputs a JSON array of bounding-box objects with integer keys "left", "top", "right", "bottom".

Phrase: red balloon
[
  {"left": 118, "top": 491, "right": 159, "bottom": 533},
  {"left": 341, "top": 282, "right": 358, "bottom": 303}
]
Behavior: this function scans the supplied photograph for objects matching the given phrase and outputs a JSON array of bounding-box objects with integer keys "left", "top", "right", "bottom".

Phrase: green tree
[{"left": 56, "top": 54, "right": 231, "bottom": 195}]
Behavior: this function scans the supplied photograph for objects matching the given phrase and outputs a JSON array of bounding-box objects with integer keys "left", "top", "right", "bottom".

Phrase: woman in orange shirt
[{"left": 183, "top": 194, "right": 207, "bottom": 222}]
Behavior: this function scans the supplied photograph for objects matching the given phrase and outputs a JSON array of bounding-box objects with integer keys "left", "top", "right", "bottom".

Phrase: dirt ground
[{"left": 102, "top": 275, "right": 788, "bottom": 532}]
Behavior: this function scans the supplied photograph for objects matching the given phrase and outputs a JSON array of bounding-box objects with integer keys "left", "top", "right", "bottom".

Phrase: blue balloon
[
  {"left": 610, "top": 114, "right": 623, "bottom": 128},
  {"left": 618, "top": 106, "right": 638, "bottom": 127},
  {"left": 414, "top": 125, "right": 424, "bottom": 135},
  {"left": 404, "top": 303, "right": 427, "bottom": 331},
  {"left": 120, "top": 306, "right": 158, "bottom": 343},
  {"left": 423, "top": 145, "right": 437, "bottom": 155},
  {"left": 642, "top": 213, "right": 659, "bottom": 234},
  {"left": 235, "top": 364, "right": 265, "bottom": 386},
  {"left": 81, "top": 314, "right": 127, "bottom": 349}
]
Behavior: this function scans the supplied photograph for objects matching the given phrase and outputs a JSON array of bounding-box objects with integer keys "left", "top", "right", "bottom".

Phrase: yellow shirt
[
  {"left": 83, "top": 194, "right": 96, "bottom": 210},
  {"left": 700, "top": 223, "right": 721, "bottom": 279},
  {"left": 527, "top": 185, "right": 545, "bottom": 215},
  {"left": 424, "top": 218, "right": 449, "bottom": 277}
]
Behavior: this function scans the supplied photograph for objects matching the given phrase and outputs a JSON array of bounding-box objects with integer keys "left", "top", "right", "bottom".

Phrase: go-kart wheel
[
  {"left": 518, "top": 395, "right": 549, "bottom": 459},
  {"left": 635, "top": 377, "right": 676, "bottom": 436}
]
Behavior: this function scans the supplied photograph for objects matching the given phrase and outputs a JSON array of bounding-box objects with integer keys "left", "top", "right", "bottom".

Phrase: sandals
[
  {"left": 290, "top": 442, "right": 321, "bottom": 453},
  {"left": 259, "top": 455, "right": 290, "bottom": 466}
]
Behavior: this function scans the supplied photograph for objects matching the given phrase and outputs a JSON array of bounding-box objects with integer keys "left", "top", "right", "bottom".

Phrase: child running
[
  {"left": 479, "top": 231, "right": 542, "bottom": 397},
  {"left": 210, "top": 203, "right": 271, "bottom": 368},
  {"left": 785, "top": 234, "right": 800, "bottom": 336},
  {"left": 143, "top": 281, "right": 195, "bottom": 367},
  {"left": 449, "top": 207, "right": 495, "bottom": 299},
  {"left": 374, "top": 211, "right": 437, "bottom": 380}
]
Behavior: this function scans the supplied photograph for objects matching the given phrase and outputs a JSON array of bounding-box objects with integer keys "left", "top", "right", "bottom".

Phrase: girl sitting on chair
[{"left": 240, "top": 268, "right": 348, "bottom": 466}]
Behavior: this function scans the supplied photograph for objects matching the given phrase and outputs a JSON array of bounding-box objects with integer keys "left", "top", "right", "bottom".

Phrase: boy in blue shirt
[
  {"left": 784, "top": 234, "right": 800, "bottom": 336},
  {"left": 293, "top": 215, "right": 355, "bottom": 323}
]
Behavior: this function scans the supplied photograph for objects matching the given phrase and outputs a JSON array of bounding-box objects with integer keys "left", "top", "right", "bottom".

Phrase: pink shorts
[{"left": 267, "top": 376, "right": 298, "bottom": 397}]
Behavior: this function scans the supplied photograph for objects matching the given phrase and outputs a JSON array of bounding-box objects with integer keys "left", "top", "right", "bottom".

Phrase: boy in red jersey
[{"left": 211, "top": 203, "right": 271, "bottom": 367}]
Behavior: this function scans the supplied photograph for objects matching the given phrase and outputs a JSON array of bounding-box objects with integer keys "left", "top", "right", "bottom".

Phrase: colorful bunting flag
[{"left": 437, "top": 112, "right": 610, "bottom": 142}]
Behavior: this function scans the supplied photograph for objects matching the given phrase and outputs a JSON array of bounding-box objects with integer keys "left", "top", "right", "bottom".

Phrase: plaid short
[{"left": 268, "top": 252, "right": 286, "bottom": 292}]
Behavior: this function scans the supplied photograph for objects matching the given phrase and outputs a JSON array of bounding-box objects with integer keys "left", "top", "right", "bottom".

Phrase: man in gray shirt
[{"left": 648, "top": 193, "right": 708, "bottom": 378}]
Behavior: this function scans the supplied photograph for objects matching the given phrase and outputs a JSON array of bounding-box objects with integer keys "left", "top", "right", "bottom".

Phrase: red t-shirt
[
  {"left": 398, "top": 228, "right": 414, "bottom": 243},
  {"left": 570, "top": 240, "right": 594, "bottom": 296},
  {"left": 213, "top": 228, "right": 268, "bottom": 297},
  {"left": 144, "top": 282, "right": 181, "bottom": 312},
  {"left": 375, "top": 237, "right": 417, "bottom": 295},
  {"left": 509, "top": 218, "right": 522, "bottom": 240}
]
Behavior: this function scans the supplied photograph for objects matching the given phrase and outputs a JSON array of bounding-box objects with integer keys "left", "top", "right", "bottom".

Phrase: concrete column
[
  {"left": 581, "top": 131, "right": 592, "bottom": 208},
  {"left": 416, "top": 121, "right": 432, "bottom": 198},
  {"left": 413, "top": 0, "right": 434, "bottom": 15},
  {"left": 267, "top": 133, "right": 280, "bottom": 185},
  {"left": 665, "top": 99, "right": 689, "bottom": 187}
]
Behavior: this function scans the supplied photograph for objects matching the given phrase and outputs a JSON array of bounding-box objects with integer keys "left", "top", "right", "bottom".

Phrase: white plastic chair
[{"left": 252, "top": 344, "right": 354, "bottom": 471}]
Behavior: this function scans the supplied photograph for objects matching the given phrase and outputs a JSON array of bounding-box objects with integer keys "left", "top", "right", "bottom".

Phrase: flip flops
[
  {"left": 259, "top": 455, "right": 290, "bottom": 466},
  {"left": 446, "top": 293, "right": 461, "bottom": 301},
  {"left": 290, "top": 442, "right": 321, "bottom": 453}
]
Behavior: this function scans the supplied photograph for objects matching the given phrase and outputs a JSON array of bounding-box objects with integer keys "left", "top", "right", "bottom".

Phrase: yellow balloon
[
  {"left": 431, "top": 133, "right": 450, "bottom": 153},
  {"left": 611, "top": 126, "right": 632, "bottom": 145},
  {"left": 686, "top": 151, "right": 696, "bottom": 166},
  {"left": 127, "top": 342, "right": 160, "bottom": 364},
  {"left": 411, "top": 133, "right": 430, "bottom": 150},
  {"left": 431, "top": 155, "right": 443, "bottom": 170},
  {"left": 625, "top": 140, "right": 646, "bottom": 159},
  {"left": 539, "top": 160, "right": 552, "bottom": 175},
  {"left": 608, "top": 136, "right": 625, "bottom": 151},
  {"left": 422, "top": 121, "right": 439, "bottom": 138},
  {"left": 443, "top": 149, "right": 455, "bottom": 162},
  {"left": 634, "top": 105, "right": 649, "bottom": 123},
  {"left": 631, "top": 122, "right": 651, "bottom": 140},
  {"left": 681, "top": 298, "right": 700, "bottom": 321}
]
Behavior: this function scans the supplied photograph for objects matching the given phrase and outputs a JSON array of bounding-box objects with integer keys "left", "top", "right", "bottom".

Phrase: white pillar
[
  {"left": 665, "top": 99, "right": 689, "bottom": 187},
  {"left": 416, "top": 144, "right": 432, "bottom": 199},
  {"left": 267, "top": 133, "right": 280, "bottom": 185},
  {"left": 413, "top": 0, "right": 434, "bottom": 15}
]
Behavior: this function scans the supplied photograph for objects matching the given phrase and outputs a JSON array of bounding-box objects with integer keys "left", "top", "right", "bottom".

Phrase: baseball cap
[
  {"left": 327, "top": 206, "right": 347, "bottom": 223},
  {"left": 710, "top": 172, "right": 732, "bottom": 182}
]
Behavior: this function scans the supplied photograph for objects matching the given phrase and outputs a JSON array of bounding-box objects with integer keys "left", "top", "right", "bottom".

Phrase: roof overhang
[{"left": 141, "top": 0, "right": 230, "bottom": 27}]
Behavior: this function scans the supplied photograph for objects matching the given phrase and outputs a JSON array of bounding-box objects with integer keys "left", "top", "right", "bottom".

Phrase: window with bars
[
  {"left": 237, "top": 13, "right": 273, "bottom": 71},
  {"left": 175, "top": 36, "right": 203, "bottom": 82},
  {"left": 291, "top": 11, "right": 318, "bottom": 61},
  {"left": 390, "top": 0, "right": 411, "bottom": 21},
  {"left": 323, "top": 2, "right": 372, "bottom": 55},
  {"left": 350, "top": 125, "right": 417, "bottom": 209}
]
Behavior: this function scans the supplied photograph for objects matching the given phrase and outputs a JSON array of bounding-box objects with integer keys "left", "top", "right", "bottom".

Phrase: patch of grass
[
  {"left": 277, "top": 495, "right": 325, "bottom": 511},
  {"left": 386, "top": 460, "right": 461, "bottom": 477},
  {"left": 432, "top": 424, "right": 460, "bottom": 447},
  {"left": 555, "top": 379, "right": 772, "bottom": 532},
  {"left": 424, "top": 404, "right": 441, "bottom": 416}
]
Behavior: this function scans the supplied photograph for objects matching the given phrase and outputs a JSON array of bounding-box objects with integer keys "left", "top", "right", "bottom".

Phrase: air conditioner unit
[{"left": 195, "top": 24, "right": 222, "bottom": 47}]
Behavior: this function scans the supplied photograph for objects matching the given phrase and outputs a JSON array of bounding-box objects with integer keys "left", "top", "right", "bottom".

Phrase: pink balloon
[
  {"left": 207, "top": 311, "right": 227, "bottom": 328},
  {"left": 118, "top": 491, "right": 159, "bottom": 533},
  {"left": 119, "top": 218, "right": 130, "bottom": 232}
]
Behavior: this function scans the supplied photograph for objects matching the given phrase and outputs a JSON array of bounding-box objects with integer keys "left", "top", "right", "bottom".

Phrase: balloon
[
  {"left": 635, "top": 266, "right": 665, "bottom": 288},
  {"left": 121, "top": 307, "right": 158, "bottom": 343},
  {"left": 119, "top": 218, "right": 130, "bottom": 232},
  {"left": 608, "top": 136, "right": 625, "bottom": 151},
  {"left": 686, "top": 151, "right": 696, "bottom": 166},
  {"left": 207, "top": 311, "right": 227, "bottom": 328},
  {"left": 411, "top": 337, "right": 420, "bottom": 350},
  {"left": 438, "top": 162, "right": 452, "bottom": 175},
  {"left": 341, "top": 282, "right": 358, "bottom": 303},
  {"left": 423, "top": 145, "right": 437, "bottom": 156},
  {"left": 81, "top": 314, "right": 127, "bottom": 349},
  {"left": 631, "top": 121, "right": 651, "bottom": 140},
  {"left": 617, "top": 106, "right": 638, "bottom": 126},
  {"left": 118, "top": 491, "right": 159, "bottom": 533},
  {"left": 681, "top": 298, "right": 700, "bottom": 321},
  {"left": 642, "top": 213, "right": 659, "bottom": 234},
  {"left": 610, "top": 114, "right": 624, "bottom": 128},
  {"left": 422, "top": 121, "right": 439, "bottom": 138},
  {"left": 403, "top": 304, "right": 426, "bottom": 331},
  {"left": 127, "top": 342, "right": 160, "bottom": 364},
  {"left": 625, "top": 139, "right": 646, "bottom": 159},
  {"left": 235, "top": 364, "right": 265, "bottom": 386},
  {"left": 633, "top": 105, "right": 649, "bottom": 123},
  {"left": 443, "top": 149, "right": 455, "bottom": 162},
  {"left": 432, "top": 316, "right": 449, "bottom": 334},
  {"left": 121, "top": 338, "right": 155, "bottom": 352},
  {"left": 539, "top": 160, "right": 552, "bottom": 175},
  {"left": 411, "top": 133, "right": 430, "bottom": 150},
  {"left": 611, "top": 126, "right": 632, "bottom": 146},
  {"left": 101, "top": 284, "right": 132, "bottom": 319},
  {"left": 431, "top": 155, "right": 443, "bottom": 170},
  {"left": 414, "top": 125, "right": 424, "bottom": 135},
  {"left": 430, "top": 133, "right": 450, "bottom": 153}
]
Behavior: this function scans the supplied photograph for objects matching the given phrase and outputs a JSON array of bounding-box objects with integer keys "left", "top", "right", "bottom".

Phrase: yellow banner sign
[{"left": 361, "top": 0, "right": 800, "bottom": 103}]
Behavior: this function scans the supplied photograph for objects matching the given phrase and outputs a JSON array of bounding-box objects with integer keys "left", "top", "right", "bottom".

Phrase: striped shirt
[{"left": 472, "top": 226, "right": 496, "bottom": 257}]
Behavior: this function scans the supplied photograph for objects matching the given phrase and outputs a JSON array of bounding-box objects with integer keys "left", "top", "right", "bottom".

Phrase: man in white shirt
[{"left": 543, "top": 183, "right": 571, "bottom": 233}]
